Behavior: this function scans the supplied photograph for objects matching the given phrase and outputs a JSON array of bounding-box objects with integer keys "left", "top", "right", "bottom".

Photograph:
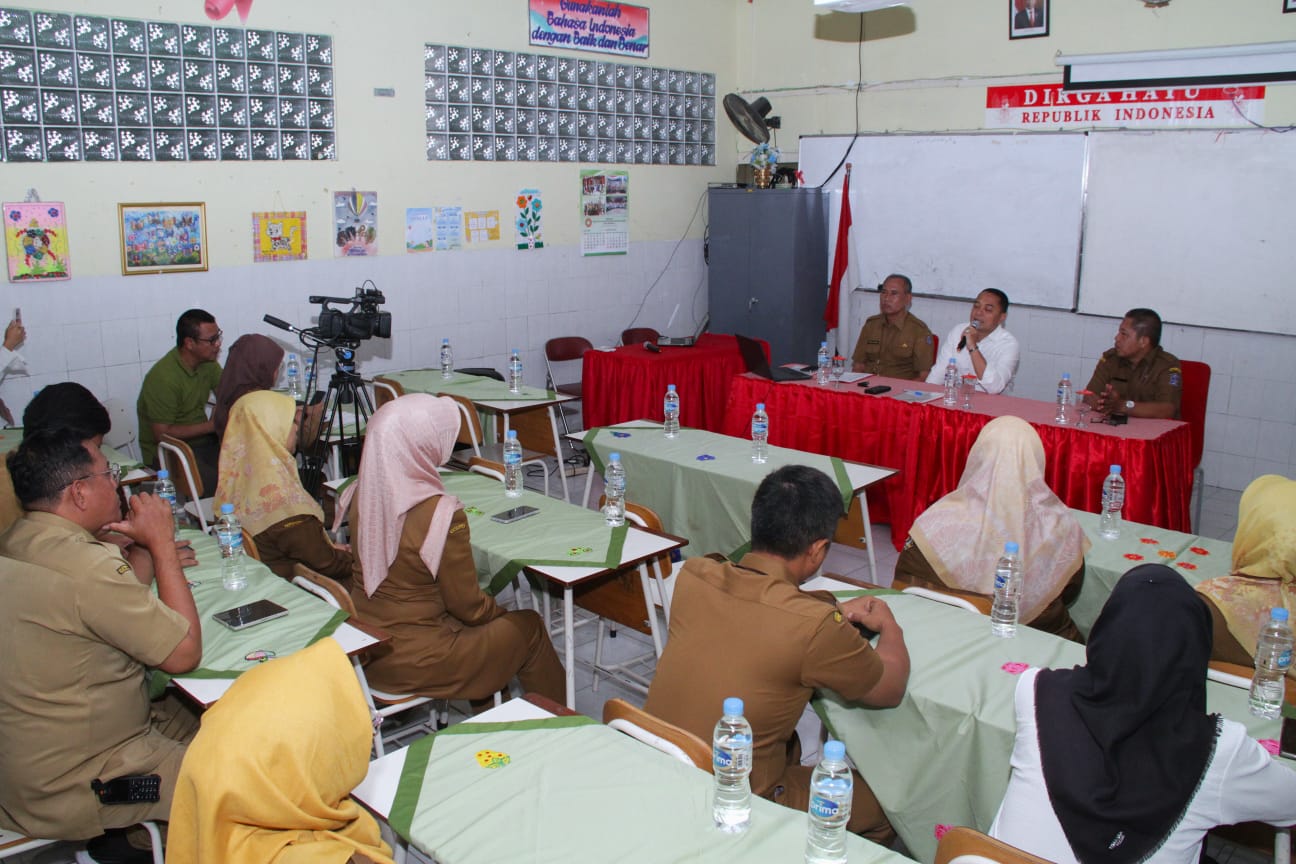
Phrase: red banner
[{"left": 985, "top": 84, "right": 1265, "bottom": 129}]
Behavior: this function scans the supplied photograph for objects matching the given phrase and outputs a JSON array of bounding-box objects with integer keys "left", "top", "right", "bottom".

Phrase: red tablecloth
[
  {"left": 582, "top": 334, "right": 757, "bottom": 432},
  {"left": 721, "top": 374, "right": 1194, "bottom": 550}
]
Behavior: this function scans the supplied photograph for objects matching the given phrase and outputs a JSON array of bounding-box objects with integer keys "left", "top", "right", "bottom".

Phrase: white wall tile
[
  {"left": 1255, "top": 420, "right": 1294, "bottom": 463},
  {"left": 1217, "top": 453, "right": 1257, "bottom": 491},
  {"left": 1218, "top": 415, "right": 1260, "bottom": 457},
  {"left": 1226, "top": 376, "right": 1265, "bottom": 419}
]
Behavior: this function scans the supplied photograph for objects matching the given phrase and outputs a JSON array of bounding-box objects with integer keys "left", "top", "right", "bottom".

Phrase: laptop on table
[{"left": 735, "top": 334, "right": 813, "bottom": 382}]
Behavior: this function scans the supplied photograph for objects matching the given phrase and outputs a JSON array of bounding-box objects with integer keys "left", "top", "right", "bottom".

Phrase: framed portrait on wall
[
  {"left": 118, "top": 203, "right": 208, "bottom": 275},
  {"left": 1286, "top": 0, "right": 1296, "bottom": 13},
  {"left": 1010, "top": 0, "right": 1049, "bottom": 39}
]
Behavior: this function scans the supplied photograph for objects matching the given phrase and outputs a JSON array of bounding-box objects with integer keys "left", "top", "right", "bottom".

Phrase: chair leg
[
  {"left": 1192, "top": 464, "right": 1204, "bottom": 535},
  {"left": 141, "top": 821, "right": 164, "bottom": 864},
  {"left": 592, "top": 618, "right": 606, "bottom": 693},
  {"left": 1276, "top": 826, "right": 1291, "bottom": 864}
]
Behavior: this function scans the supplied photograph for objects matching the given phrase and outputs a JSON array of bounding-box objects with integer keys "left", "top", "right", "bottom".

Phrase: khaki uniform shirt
[
  {"left": 645, "top": 552, "right": 884, "bottom": 796},
  {"left": 0, "top": 511, "right": 188, "bottom": 839},
  {"left": 1085, "top": 346, "right": 1183, "bottom": 418},
  {"left": 851, "top": 312, "right": 935, "bottom": 380}
]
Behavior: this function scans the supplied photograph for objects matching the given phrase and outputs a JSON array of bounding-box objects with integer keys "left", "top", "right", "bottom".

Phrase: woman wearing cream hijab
[
  {"left": 215, "top": 390, "right": 352, "bottom": 581},
  {"left": 1196, "top": 474, "right": 1295, "bottom": 674},
  {"left": 894, "top": 415, "right": 1090, "bottom": 640},
  {"left": 168, "top": 639, "right": 396, "bottom": 864}
]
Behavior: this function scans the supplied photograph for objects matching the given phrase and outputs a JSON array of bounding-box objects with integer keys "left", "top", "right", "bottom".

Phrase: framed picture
[
  {"left": 5, "top": 201, "right": 70, "bottom": 282},
  {"left": 1010, "top": 0, "right": 1049, "bottom": 39},
  {"left": 118, "top": 202, "right": 208, "bottom": 275},
  {"left": 1286, "top": 0, "right": 1296, "bottom": 13},
  {"left": 252, "top": 211, "right": 307, "bottom": 262}
]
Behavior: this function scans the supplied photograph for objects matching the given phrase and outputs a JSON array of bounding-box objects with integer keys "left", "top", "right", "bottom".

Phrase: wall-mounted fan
[{"left": 722, "top": 94, "right": 780, "bottom": 145}]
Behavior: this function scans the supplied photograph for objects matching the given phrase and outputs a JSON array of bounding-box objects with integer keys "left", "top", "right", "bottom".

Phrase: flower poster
[
  {"left": 406, "top": 207, "right": 434, "bottom": 253},
  {"left": 334, "top": 190, "right": 377, "bottom": 257},
  {"left": 252, "top": 211, "right": 306, "bottom": 263},
  {"left": 515, "top": 189, "right": 543, "bottom": 250},
  {"left": 5, "top": 202, "right": 70, "bottom": 281},
  {"left": 580, "top": 169, "right": 628, "bottom": 257},
  {"left": 464, "top": 210, "right": 500, "bottom": 244}
]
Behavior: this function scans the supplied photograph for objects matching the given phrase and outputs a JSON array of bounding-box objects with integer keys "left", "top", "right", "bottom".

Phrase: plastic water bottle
[
  {"left": 508, "top": 348, "right": 523, "bottom": 393},
  {"left": 1055, "top": 373, "right": 1073, "bottom": 424},
  {"left": 440, "top": 338, "right": 454, "bottom": 380},
  {"left": 712, "top": 697, "right": 753, "bottom": 833},
  {"left": 816, "top": 342, "right": 830, "bottom": 386},
  {"left": 805, "top": 739, "right": 853, "bottom": 864},
  {"left": 662, "top": 384, "right": 680, "bottom": 438},
  {"left": 1099, "top": 465, "right": 1125, "bottom": 540},
  {"left": 1249, "top": 607, "right": 1293, "bottom": 719},
  {"left": 503, "top": 430, "right": 523, "bottom": 498},
  {"left": 215, "top": 504, "right": 246, "bottom": 591},
  {"left": 941, "top": 358, "right": 959, "bottom": 407},
  {"left": 284, "top": 352, "right": 302, "bottom": 401},
  {"left": 603, "top": 453, "right": 626, "bottom": 526},
  {"left": 990, "top": 542, "right": 1022, "bottom": 638},
  {"left": 751, "top": 403, "right": 769, "bottom": 463},
  {"left": 155, "top": 469, "right": 180, "bottom": 538}
]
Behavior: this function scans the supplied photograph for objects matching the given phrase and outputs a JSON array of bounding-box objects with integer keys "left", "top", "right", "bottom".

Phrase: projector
[{"left": 813, "top": 0, "right": 909, "bottom": 12}]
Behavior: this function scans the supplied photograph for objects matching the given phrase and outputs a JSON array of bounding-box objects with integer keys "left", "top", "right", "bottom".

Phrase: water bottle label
[
  {"left": 994, "top": 572, "right": 1008, "bottom": 590},
  {"left": 505, "top": 453, "right": 521, "bottom": 466},
  {"left": 230, "top": 534, "right": 242, "bottom": 552},
  {"left": 752, "top": 422, "right": 767, "bottom": 435},
  {"left": 809, "top": 795, "right": 840, "bottom": 819},
  {"left": 713, "top": 749, "right": 732, "bottom": 770},
  {"left": 1280, "top": 649, "right": 1292, "bottom": 670},
  {"left": 664, "top": 400, "right": 674, "bottom": 414}
]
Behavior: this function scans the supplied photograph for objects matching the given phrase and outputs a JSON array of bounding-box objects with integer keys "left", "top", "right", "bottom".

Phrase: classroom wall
[
  {"left": 742, "top": 0, "right": 1296, "bottom": 492},
  {"left": 0, "top": 0, "right": 736, "bottom": 437}
]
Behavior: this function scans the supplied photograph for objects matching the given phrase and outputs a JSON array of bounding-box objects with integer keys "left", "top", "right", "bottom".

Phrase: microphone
[
  {"left": 263, "top": 314, "right": 297, "bottom": 333},
  {"left": 643, "top": 341, "right": 661, "bottom": 354},
  {"left": 957, "top": 320, "right": 980, "bottom": 352}
]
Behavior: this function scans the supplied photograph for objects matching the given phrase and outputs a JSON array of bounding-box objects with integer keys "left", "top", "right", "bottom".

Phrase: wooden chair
[
  {"left": 621, "top": 327, "right": 660, "bottom": 346},
  {"left": 934, "top": 826, "right": 1054, "bottom": 864},
  {"left": 101, "top": 397, "right": 139, "bottom": 462},
  {"left": 441, "top": 392, "right": 551, "bottom": 497},
  {"left": 893, "top": 579, "right": 993, "bottom": 615},
  {"left": 0, "top": 822, "right": 163, "bottom": 863},
  {"left": 1179, "top": 359, "right": 1211, "bottom": 532},
  {"left": 241, "top": 528, "right": 260, "bottom": 562},
  {"left": 544, "top": 336, "right": 592, "bottom": 434},
  {"left": 372, "top": 376, "right": 404, "bottom": 409},
  {"left": 158, "top": 435, "right": 214, "bottom": 531},
  {"left": 603, "top": 697, "right": 712, "bottom": 773},
  {"left": 1208, "top": 660, "right": 1296, "bottom": 716}
]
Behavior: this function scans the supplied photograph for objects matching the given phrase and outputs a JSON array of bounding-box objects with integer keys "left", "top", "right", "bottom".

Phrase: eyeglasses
[
  {"left": 72, "top": 463, "right": 122, "bottom": 487},
  {"left": 193, "top": 330, "right": 223, "bottom": 345}
]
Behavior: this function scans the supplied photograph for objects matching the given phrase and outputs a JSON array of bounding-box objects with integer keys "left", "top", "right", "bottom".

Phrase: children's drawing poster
[
  {"left": 515, "top": 189, "right": 543, "bottom": 250},
  {"left": 334, "top": 190, "right": 377, "bottom": 257},
  {"left": 464, "top": 210, "right": 500, "bottom": 244},
  {"left": 5, "top": 202, "right": 70, "bottom": 281},
  {"left": 406, "top": 207, "right": 434, "bottom": 252},
  {"left": 435, "top": 206, "right": 463, "bottom": 251},
  {"left": 579, "top": 169, "right": 628, "bottom": 256},
  {"left": 252, "top": 211, "right": 307, "bottom": 263}
]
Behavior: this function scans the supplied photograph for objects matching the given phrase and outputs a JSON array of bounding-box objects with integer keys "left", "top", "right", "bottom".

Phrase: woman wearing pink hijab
[{"left": 334, "top": 395, "right": 564, "bottom": 704}]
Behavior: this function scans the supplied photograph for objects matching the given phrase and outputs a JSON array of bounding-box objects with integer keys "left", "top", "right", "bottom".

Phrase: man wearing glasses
[
  {"left": 136, "top": 309, "right": 224, "bottom": 491},
  {"left": 0, "top": 429, "right": 201, "bottom": 852}
]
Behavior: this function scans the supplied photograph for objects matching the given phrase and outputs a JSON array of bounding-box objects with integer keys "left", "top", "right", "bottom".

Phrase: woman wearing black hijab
[{"left": 990, "top": 564, "right": 1296, "bottom": 864}]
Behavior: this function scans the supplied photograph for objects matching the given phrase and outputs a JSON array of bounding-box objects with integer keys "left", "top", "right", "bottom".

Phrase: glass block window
[{"left": 425, "top": 43, "right": 714, "bottom": 166}]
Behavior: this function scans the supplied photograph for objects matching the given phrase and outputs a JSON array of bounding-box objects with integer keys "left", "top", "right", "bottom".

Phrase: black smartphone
[
  {"left": 212, "top": 599, "right": 289, "bottom": 631},
  {"left": 863, "top": 385, "right": 892, "bottom": 395},
  {"left": 1280, "top": 715, "right": 1296, "bottom": 760},
  {"left": 491, "top": 505, "right": 540, "bottom": 524}
]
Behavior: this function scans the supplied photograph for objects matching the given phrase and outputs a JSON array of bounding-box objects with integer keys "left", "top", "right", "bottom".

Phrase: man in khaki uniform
[
  {"left": 0, "top": 429, "right": 201, "bottom": 845},
  {"left": 851, "top": 274, "right": 935, "bottom": 380},
  {"left": 1085, "top": 307, "right": 1183, "bottom": 419},
  {"left": 645, "top": 465, "right": 910, "bottom": 844}
]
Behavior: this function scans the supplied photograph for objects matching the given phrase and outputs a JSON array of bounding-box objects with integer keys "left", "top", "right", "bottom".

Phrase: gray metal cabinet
[{"left": 707, "top": 187, "right": 828, "bottom": 366}]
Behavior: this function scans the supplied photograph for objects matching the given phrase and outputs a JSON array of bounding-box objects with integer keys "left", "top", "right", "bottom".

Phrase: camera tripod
[{"left": 300, "top": 346, "right": 373, "bottom": 497}]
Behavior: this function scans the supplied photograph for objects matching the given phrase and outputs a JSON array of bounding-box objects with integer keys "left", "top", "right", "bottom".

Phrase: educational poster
[
  {"left": 579, "top": 169, "right": 628, "bottom": 256},
  {"left": 5, "top": 202, "right": 69, "bottom": 281},
  {"left": 527, "top": 0, "right": 650, "bottom": 58},
  {"left": 464, "top": 210, "right": 500, "bottom": 244},
  {"left": 334, "top": 190, "right": 377, "bottom": 257},
  {"left": 252, "top": 211, "right": 306, "bottom": 263},
  {"left": 406, "top": 207, "right": 435, "bottom": 252},
  {"left": 435, "top": 206, "right": 464, "bottom": 250},
  {"left": 515, "top": 189, "right": 543, "bottom": 250}
]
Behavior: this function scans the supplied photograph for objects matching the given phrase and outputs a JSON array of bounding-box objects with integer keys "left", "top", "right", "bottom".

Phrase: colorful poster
[
  {"left": 406, "top": 207, "right": 435, "bottom": 252},
  {"left": 252, "top": 211, "right": 307, "bottom": 263},
  {"left": 435, "top": 206, "right": 463, "bottom": 251},
  {"left": 985, "top": 84, "right": 1265, "bottom": 129},
  {"left": 580, "top": 169, "right": 628, "bottom": 256},
  {"left": 465, "top": 210, "right": 500, "bottom": 244},
  {"left": 528, "top": 0, "right": 649, "bottom": 58},
  {"left": 5, "top": 202, "right": 69, "bottom": 281},
  {"left": 515, "top": 189, "right": 543, "bottom": 250},
  {"left": 334, "top": 190, "right": 377, "bottom": 257}
]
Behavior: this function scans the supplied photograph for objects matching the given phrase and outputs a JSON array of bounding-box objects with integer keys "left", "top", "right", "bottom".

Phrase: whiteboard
[
  {"left": 799, "top": 133, "right": 1088, "bottom": 310},
  {"left": 1079, "top": 130, "right": 1296, "bottom": 335}
]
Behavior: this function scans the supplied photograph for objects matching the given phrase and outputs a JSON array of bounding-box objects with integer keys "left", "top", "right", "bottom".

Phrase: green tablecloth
[
  {"left": 441, "top": 472, "right": 628, "bottom": 595},
  {"left": 582, "top": 425, "right": 851, "bottom": 560},
  {"left": 389, "top": 715, "right": 905, "bottom": 864},
  {"left": 385, "top": 369, "right": 558, "bottom": 403},
  {"left": 1070, "top": 510, "right": 1231, "bottom": 636},
  {"left": 814, "top": 592, "right": 1281, "bottom": 864},
  {"left": 152, "top": 530, "right": 347, "bottom": 690}
]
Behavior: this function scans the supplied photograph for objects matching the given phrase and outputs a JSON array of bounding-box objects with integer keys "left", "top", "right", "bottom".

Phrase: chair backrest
[
  {"left": 440, "top": 391, "right": 484, "bottom": 452},
  {"left": 623, "top": 500, "right": 674, "bottom": 591},
  {"left": 621, "top": 327, "right": 660, "bottom": 346},
  {"left": 372, "top": 376, "right": 404, "bottom": 409},
  {"left": 603, "top": 698, "right": 713, "bottom": 773},
  {"left": 1179, "top": 359, "right": 1210, "bottom": 469},
  {"left": 1209, "top": 659, "right": 1296, "bottom": 705},
  {"left": 935, "top": 826, "right": 1054, "bottom": 864},
  {"left": 100, "top": 397, "right": 139, "bottom": 461},
  {"left": 292, "top": 563, "right": 357, "bottom": 615},
  {"left": 544, "top": 336, "right": 593, "bottom": 390},
  {"left": 158, "top": 434, "right": 203, "bottom": 501},
  {"left": 241, "top": 528, "right": 260, "bottom": 562},
  {"left": 898, "top": 583, "right": 991, "bottom": 615},
  {"left": 467, "top": 456, "right": 505, "bottom": 482}
]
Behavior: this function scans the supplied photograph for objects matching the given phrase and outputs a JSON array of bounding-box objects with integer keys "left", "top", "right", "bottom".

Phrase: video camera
[{"left": 311, "top": 284, "right": 392, "bottom": 343}]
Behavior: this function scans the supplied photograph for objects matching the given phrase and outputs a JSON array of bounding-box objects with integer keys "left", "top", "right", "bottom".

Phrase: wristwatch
[{"left": 1124, "top": 399, "right": 1135, "bottom": 411}]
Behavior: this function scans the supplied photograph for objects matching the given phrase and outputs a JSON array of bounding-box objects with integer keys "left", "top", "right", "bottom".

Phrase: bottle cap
[
  {"left": 609, "top": 452, "right": 620, "bottom": 461},
  {"left": 756, "top": 403, "right": 765, "bottom": 411},
  {"left": 1062, "top": 373, "right": 1070, "bottom": 380},
  {"left": 220, "top": 503, "right": 234, "bottom": 514},
  {"left": 1004, "top": 541, "right": 1019, "bottom": 555},
  {"left": 507, "top": 430, "right": 518, "bottom": 439},
  {"left": 723, "top": 696, "right": 744, "bottom": 717},
  {"left": 823, "top": 740, "right": 846, "bottom": 761},
  {"left": 157, "top": 469, "right": 169, "bottom": 479},
  {"left": 1272, "top": 607, "right": 1290, "bottom": 622},
  {"left": 442, "top": 338, "right": 449, "bottom": 344},
  {"left": 1110, "top": 465, "right": 1122, "bottom": 474},
  {"left": 668, "top": 384, "right": 676, "bottom": 391}
]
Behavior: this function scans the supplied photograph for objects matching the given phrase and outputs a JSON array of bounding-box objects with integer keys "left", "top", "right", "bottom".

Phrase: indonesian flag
[{"left": 824, "top": 167, "right": 852, "bottom": 330}]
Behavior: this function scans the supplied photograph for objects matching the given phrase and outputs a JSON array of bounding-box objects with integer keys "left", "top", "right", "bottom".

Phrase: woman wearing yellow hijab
[
  {"left": 1196, "top": 474, "right": 1296, "bottom": 673},
  {"left": 215, "top": 390, "right": 352, "bottom": 581},
  {"left": 168, "top": 639, "right": 396, "bottom": 864}
]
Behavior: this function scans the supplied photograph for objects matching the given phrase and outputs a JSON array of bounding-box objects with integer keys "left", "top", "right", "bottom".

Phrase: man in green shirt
[{"left": 136, "top": 309, "right": 223, "bottom": 491}]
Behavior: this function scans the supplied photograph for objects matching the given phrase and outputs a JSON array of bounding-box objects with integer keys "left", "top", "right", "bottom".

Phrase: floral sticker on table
[
  {"left": 1124, "top": 553, "right": 1144, "bottom": 561},
  {"left": 1177, "top": 562, "right": 1197, "bottom": 571},
  {"left": 1140, "top": 538, "right": 1159, "bottom": 545},
  {"left": 696, "top": 454, "right": 715, "bottom": 461},
  {"left": 934, "top": 824, "right": 953, "bottom": 840},
  {"left": 464, "top": 506, "right": 484, "bottom": 516},
  {"left": 475, "top": 749, "right": 511, "bottom": 768},
  {"left": 610, "top": 431, "right": 631, "bottom": 438},
  {"left": 1157, "top": 549, "right": 1177, "bottom": 559},
  {"left": 1259, "top": 738, "right": 1280, "bottom": 756},
  {"left": 567, "top": 546, "right": 593, "bottom": 557},
  {"left": 1001, "top": 662, "right": 1030, "bottom": 675},
  {"left": 244, "top": 649, "right": 276, "bottom": 663},
  {"left": 1189, "top": 546, "right": 1210, "bottom": 556},
  {"left": 514, "top": 188, "right": 543, "bottom": 250}
]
